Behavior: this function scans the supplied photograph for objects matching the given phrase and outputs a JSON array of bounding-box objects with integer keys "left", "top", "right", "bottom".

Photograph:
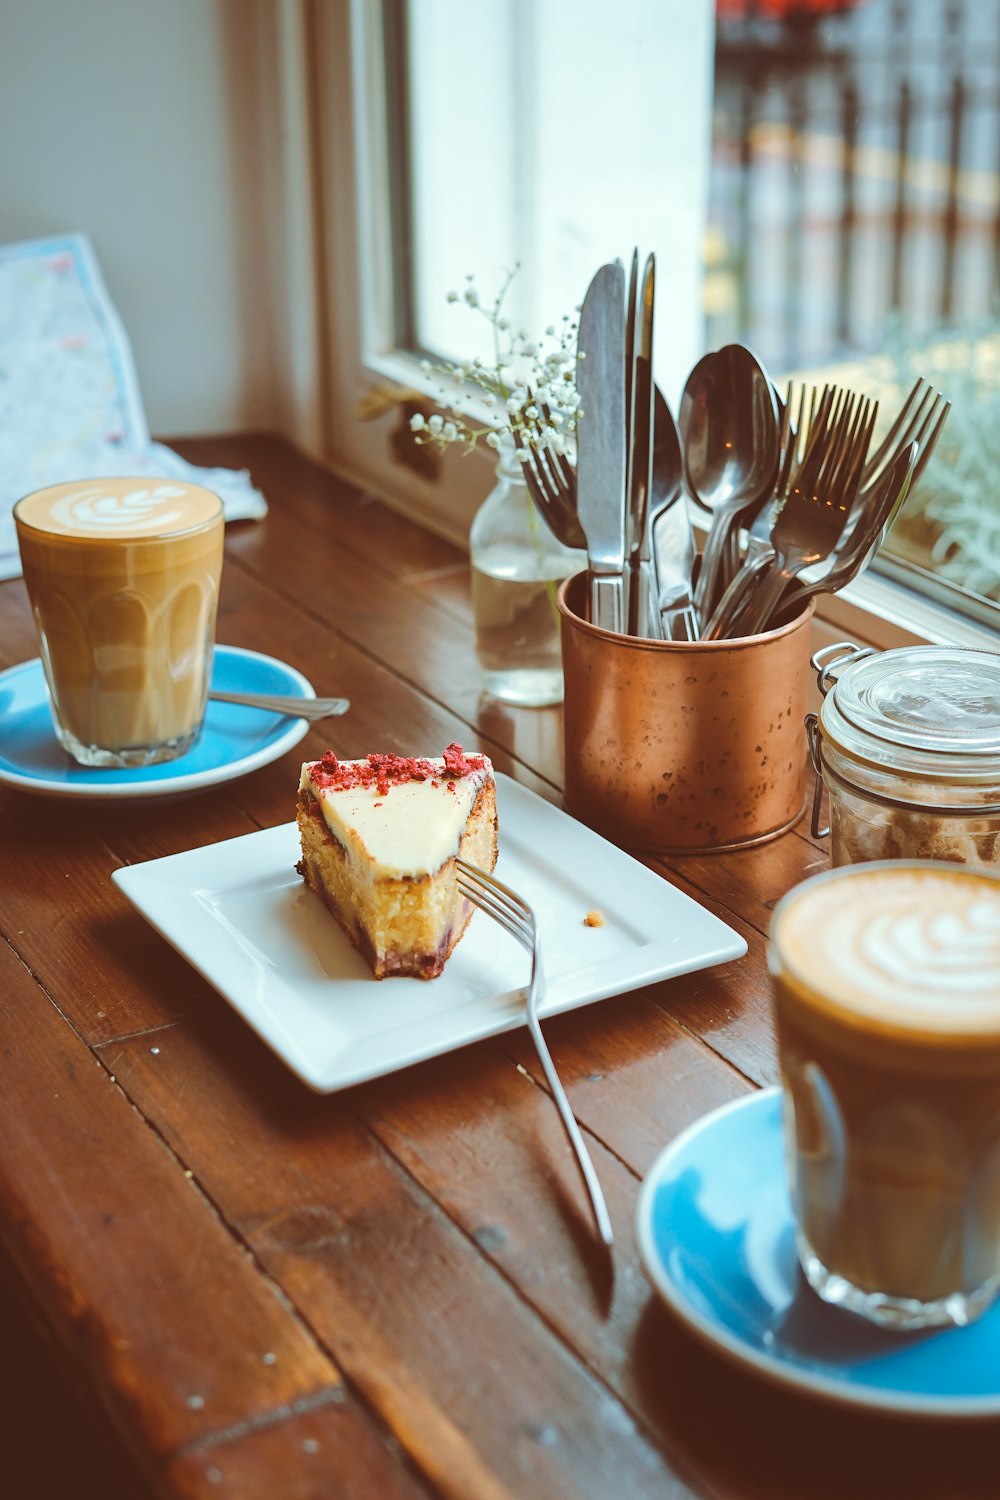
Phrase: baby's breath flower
[{"left": 405, "top": 266, "right": 579, "bottom": 459}]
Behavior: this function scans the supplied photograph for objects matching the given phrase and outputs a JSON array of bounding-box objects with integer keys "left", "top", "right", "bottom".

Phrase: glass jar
[
  {"left": 469, "top": 441, "right": 585, "bottom": 707},
  {"left": 806, "top": 642, "right": 1000, "bottom": 869}
]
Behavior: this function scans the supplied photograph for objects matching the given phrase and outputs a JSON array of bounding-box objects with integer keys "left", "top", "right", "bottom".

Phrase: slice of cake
[{"left": 296, "top": 742, "right": 498, "bottom": 979}]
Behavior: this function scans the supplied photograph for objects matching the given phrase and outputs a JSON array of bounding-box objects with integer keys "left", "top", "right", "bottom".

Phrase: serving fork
[{"left": 455, "top": 857, "right": 614, "bottom": 1249}]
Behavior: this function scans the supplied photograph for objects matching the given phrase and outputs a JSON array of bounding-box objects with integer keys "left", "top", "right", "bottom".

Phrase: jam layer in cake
[{"left": 296, "top": 743, "right": 498, "bottom": 979}]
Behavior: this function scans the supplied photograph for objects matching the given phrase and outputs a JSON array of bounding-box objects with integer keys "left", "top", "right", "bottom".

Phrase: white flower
[{"left": 403, "top": 265, "right": 579, "bottom": 461}]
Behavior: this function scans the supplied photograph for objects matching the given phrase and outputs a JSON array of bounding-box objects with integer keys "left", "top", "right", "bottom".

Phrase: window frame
[{"left": 311, "top": 0, "right": 1000, "bottom": 652}]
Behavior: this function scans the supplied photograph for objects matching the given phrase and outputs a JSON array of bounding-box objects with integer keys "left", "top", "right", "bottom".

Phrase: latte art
[
  {"left": 774, "top": 864, "right": 1000, "bottom": 1034},
  {"left": 16, "top": 478, "right": 220, "bottom": 539},
  {"left": 858, "top": 899, "right": 1000, "bottom": 999},
  {"left": 50, "top": 484, "right": 189, "bottom": 533}
]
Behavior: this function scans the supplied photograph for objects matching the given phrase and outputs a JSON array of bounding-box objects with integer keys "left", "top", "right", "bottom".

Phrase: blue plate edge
[
  {"left": 0, "top": 648, "right": 314, "bottom": 800},
  {"left": 635, "top": 1088, "right": 1000, "bottom": 1422}
]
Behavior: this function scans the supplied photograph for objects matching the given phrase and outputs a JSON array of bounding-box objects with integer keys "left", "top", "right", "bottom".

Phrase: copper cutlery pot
[{"left": 558, "top": 572, "right": 813, "bottom": 853}]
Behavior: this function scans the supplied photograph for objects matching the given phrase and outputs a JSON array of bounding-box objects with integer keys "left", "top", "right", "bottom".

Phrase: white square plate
[{"left": 112, "top": 774, "right": 747, "bottom": 1092}]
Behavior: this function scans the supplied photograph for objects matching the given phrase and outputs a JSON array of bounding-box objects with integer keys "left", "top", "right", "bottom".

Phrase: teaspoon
[{"left": 209, "top": 690, "right": 350, "bottom": 721}]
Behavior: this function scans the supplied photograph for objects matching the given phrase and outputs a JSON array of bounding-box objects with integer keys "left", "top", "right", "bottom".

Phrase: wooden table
[{"left": 2, "top": 436, "right": 997, "bottom": 1499}]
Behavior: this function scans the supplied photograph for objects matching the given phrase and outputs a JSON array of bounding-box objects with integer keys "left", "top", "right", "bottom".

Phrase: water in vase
[{"left": 472, "top": 544, "right": 566, "bottom": 707}]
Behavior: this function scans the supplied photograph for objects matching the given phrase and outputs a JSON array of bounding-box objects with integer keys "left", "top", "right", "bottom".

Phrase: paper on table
[{"left": 0, "top": 231, "right": 267, "bottom": 580}]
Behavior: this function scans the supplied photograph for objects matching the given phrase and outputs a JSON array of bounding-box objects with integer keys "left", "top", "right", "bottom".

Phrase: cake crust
[{"left": 296, "top": 746, "right": 498, "bottom": 979}]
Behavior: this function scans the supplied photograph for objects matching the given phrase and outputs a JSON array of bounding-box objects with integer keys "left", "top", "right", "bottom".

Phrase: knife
[
  {"left": 627, "top": 253, "right": 656, "bottom": 636},
  {"left": 624, "top": 248, "right": 639, "bottom": 496},
  {"left": 576, "top": 261, "right": 627, "bottom": 633}
]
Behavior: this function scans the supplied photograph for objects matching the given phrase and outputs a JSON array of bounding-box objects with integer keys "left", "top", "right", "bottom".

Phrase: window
[
  {"left": 317, "top": 0, "right": 999, "bottom": 640},
  {"left": 707, "top": 0, "right": 1000, "bottom": 629}
]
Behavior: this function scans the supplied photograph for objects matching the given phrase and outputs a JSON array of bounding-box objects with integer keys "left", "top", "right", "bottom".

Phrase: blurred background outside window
[{"left": 386, "top": 0, "right": 1000, "bottom": 628}]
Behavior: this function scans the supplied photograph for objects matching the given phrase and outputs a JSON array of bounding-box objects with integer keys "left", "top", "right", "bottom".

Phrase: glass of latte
[
  {"left": 770, "top": 860, "right": 1000, "bottom": 1331},
  {"left": 14, "top": 479, "right": 224, "bottom": 768}
]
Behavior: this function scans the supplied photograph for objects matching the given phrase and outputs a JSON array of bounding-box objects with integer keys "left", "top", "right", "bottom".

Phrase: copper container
[{"left": 558, "top": 573, "right": 814, "bottom": 853}]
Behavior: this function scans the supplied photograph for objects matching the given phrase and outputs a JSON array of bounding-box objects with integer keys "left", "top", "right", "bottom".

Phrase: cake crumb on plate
[{"left": 584, "top": 909, "right": 605, "bottom": 928}]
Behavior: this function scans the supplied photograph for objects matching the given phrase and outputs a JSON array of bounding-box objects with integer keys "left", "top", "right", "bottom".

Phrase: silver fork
[
  {"left": 735, "top": 388, "right": 878, "bottom": 637},
  {"left": 455, "top": 857, "right": 614, "bottom": 1249},
  {"left": 858, "top": 384, "right": 950, "bottom": 501},
  {"left": 702, "top": 381, "right": 836, "bottom": 639},
  {"left": 513, "top": 407, "right": 587, "bottom": 552}
]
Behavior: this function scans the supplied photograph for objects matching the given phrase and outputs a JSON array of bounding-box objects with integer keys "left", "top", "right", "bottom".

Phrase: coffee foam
[
  {"left": 15, "top": 479, "right": 221, "bottom": 538},
  {"left": 773, "top": 864, "right": 1000, "bottom": 1035}
]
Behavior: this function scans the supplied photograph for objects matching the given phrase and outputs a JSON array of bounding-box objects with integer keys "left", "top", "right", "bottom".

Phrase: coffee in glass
[
  {"left": 14, "top": 478, "right": 224, "bottom": 768},
  {"left": 770, "top": 859, "right": 1000, "bottom": 1331}
]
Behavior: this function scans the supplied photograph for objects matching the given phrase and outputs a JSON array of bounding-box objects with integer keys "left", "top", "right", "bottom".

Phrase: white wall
[{"left": 0, "top": 0, "right": 292, "bottom": 437}]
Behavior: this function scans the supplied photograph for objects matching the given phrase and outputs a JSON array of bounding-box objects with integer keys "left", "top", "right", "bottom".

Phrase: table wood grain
[{"left": 2, "top": 436, "right": 997, "bottom": 1499}]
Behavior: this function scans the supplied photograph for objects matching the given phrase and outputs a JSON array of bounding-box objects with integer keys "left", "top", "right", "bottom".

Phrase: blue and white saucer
[
  {"left": 0, "top": 647, "right": 315, "bottom": 800},
  {"left": 636, "top": 1088, "right": 1000, "bottom": 1419}
]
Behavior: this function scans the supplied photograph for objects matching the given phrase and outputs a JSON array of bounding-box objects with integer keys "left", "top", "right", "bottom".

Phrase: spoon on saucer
[{"left": 208, "top": 690, "right": 350, "bottom": 721}]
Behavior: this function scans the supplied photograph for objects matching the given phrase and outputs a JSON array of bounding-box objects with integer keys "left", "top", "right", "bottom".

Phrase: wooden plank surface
[{"left": 2, "top": 434, "right": 997, "bottom": 1499}]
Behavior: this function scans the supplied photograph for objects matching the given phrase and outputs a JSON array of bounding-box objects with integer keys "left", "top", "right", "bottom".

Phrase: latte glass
[
  {"left": 14, "top": 478, "right": 224, "bottom": 768},
  {"left": 769, "top": 860, "right": 1000, "bottom": 1331}
]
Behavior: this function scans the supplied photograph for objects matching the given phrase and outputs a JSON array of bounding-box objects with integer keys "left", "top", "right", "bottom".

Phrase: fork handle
[
  {"left": 735, "top": 563, "right": 793, "bottom": 637},
  {"left": 526, "top": 1011, "right": 615, "bottom": 1248}
]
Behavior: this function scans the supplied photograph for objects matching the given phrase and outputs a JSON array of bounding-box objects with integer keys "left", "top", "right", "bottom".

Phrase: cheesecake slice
[{"left": 296, "top": 743, "right": 498, "bottom": 978}]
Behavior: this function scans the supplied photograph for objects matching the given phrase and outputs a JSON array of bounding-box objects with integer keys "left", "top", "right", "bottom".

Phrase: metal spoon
[
  {"left": 679, "top": 345, "right": 780, "bottom": 621},
  {"left": 209, "top": 690, "right": 350, "bottom": 721},
  {"left": 648, "top": 389, "right": 699, "bottom": 639}
]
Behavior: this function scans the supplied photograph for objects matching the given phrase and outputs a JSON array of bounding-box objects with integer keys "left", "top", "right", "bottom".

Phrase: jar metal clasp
[
  {"left": 804, "top": 712, "right": 830, "bottom": 839},
  {"left": 810, "top": 641, "right": 878, "bottom": 697}
]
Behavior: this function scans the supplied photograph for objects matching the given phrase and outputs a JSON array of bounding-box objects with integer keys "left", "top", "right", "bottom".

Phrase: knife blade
[
  {"left": 576, "top": 261, "right": 627, "bottom": 633},
  {"left": 627, "top": 253, "right": 656, "bottom": 635}
]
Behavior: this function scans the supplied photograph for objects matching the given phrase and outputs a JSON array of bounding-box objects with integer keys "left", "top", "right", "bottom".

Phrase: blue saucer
[
  {"left": 636, "top": 1088, "right": 1000, "bottom": 1418},
  {"left": 0, "top": 647, "right": 314, "bottom": 800}
]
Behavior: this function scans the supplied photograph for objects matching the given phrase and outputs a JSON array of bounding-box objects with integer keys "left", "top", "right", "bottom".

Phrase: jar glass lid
[{"left": 834, "top": 646, "right": 1000, "bottom": 756}]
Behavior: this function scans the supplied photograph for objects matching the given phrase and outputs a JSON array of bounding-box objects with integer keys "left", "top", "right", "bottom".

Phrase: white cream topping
[
  {"left": 300, "top": 757, "right": 492, "bottom": 879},
  {"left": 775, "top": 866, "right": 1000, "bottom": 1034}
]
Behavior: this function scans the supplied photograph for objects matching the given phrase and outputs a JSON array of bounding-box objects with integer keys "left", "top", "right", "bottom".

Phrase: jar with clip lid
[{"left": 805, "top": 642, "right": 1000, "bottom": 869}]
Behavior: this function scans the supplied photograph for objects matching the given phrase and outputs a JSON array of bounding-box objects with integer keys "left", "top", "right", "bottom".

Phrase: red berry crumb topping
[{"left": 308, "top": 743, "right": 487, "bottom": 799}]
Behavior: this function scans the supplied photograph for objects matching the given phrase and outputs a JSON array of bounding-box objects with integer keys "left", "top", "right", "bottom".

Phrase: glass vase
[{"left": 469, "top": 443, "right": 585, "bottom": 707}]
